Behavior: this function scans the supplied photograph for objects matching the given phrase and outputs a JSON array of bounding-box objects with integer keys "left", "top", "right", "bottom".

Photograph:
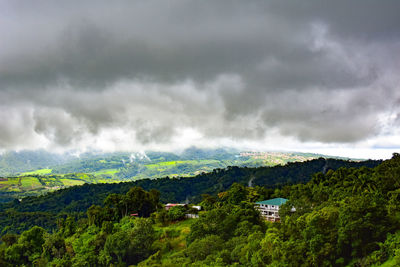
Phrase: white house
[{"left": 254, "top": 198, "right": 288, "bottom": 222}]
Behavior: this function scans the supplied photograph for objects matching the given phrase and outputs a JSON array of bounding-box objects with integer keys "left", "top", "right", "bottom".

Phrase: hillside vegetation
[
  {"left": 1, "top": 148, "right": 332, "bottom": 177},
  {"left": 0, "top": 157, "right": 379, "bottom": 235},
  {"left": 0, "top": 154, "right": 399, "bottom": 266},
  {"left": 0, "top": 148, "right": 354, "bottom": 201}
]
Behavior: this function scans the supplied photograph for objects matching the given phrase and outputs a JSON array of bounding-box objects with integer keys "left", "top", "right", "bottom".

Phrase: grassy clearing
[
  {"left": 20, "top": 177, "right": 42, "bottom": 189},
  {"left": 0, "top": 178, "right": 20, "bottom": 191},
  {"left": 93, "top": 179, "right": 119, "bottom": 183},
  {"left": 59, "top": 179, "right": 86, "bottom": 186},
  {"left": 20, "top": 169, "right": 52, "bottom": 176},
  {"left": 145, "top": 161, "right": 186, "bottom": 169},
  {"left": 145, "top": 160, "right": 220, "bottom": 169},
  {"left": 1, "top": 178, "right": 19, "bottom": 185},
  {"left": 154, "top": 219, "right": 194, "bottom": 254}
]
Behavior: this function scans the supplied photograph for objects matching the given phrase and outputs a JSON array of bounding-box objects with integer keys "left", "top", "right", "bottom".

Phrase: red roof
[{"left": 165, "top": 203, "right": 186, "bottom": 210}]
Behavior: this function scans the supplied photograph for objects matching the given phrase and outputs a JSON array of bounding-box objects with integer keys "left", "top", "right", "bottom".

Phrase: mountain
[
  {"left": 0, "top": 148, "right": 355, "bottom": 177},
  {"left": 0, "top": 157, "right": 380, "bottom": 215},
  {"left": 0, "top": 150, "right": 70, "bottom": 176},
  {"left": 0, "top": 148, "right": 360, "bottom": 201}
]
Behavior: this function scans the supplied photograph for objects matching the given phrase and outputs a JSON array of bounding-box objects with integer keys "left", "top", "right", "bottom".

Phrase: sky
[{"left": 0, "top": 0, "right": 400, "bottom": 159}]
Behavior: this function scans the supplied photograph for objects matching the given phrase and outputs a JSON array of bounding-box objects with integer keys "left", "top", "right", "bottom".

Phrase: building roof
[
  {"left": 255, "top": 198, "right": 288, "bottom": 206},
  {"left": 165, "top": 203, "right": 185, "bottom": 207}
]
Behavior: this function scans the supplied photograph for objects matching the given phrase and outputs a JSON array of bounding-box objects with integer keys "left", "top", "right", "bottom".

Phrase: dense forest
[
  {"left": 0, "top": 158, "right": 379, "bottom": 235},
  {"left": 0, "top": 156, "right": 394, "bottom": 265},
  {"left": 0, "top": 155, "right": 398, "bottom": 265}
]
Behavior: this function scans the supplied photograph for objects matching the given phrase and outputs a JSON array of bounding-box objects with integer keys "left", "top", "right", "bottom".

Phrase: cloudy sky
[{"left": 1, "top": 0, "right": 400, "bottom": 159}]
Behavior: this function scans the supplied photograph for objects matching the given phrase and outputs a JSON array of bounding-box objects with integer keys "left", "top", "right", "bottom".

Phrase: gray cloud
[{"left": 0, "top": 0, "right": 400, "bottom": 152}]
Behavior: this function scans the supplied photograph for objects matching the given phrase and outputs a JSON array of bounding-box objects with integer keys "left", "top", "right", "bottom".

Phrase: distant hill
[
  {"left": 0, "top": 157, "right": 381, "bottom": 214},
  {"left": 0, "top": 148, "right": 361, "bottom": 201},
  {"left": 0, "top": 150, "right": 70, "bottom": 176},
  {"left": 0, "top": 148, "right": 355, "bottom": 177}
]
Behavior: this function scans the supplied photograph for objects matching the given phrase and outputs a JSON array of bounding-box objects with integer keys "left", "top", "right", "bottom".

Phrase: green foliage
[
  {"left": 104, "top": 186, "right": 160, "bottom": 220},
  {"left": 167, "top": 206, "right": 186, "bottom": 221},
  {"left": 154, "top": 208, "right": 169, "bottom": 226},
  {"left": 4, "top": 226, "right": 46, "bottom": 265},
  {"left": 101, "top": 229, "right": 130, "bottom": 265},
  {"left": 1, "top": 154, "right": 398, "bottom": 266},
  {"left": 20, "top": 168, "right": 53, "bottom": 176},
  {"left": 186, "top": 235, "right": 224, "bottom": 261},
  {"left": 1, "top": 148, "right": 365, "bottom": 200}
]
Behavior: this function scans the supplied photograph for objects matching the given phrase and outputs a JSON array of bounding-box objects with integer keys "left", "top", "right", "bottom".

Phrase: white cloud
[{"left": 0, "top": 1, "right": 400, "bottom": 159}]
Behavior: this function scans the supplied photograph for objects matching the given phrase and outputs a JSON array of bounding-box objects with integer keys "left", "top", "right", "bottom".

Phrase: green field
[
  {"left": 0, "top": 178, "right": 20, "bottom": 192},
  {"left": 138, "top": 159, "right": 226, "bottom": 178},
  {"left": 59, "top": 179, "right": 86, "bottom": 186},
  {"left": 145, "top": 160, "right": 220, "bottom": 168},
  {"left": 20, "top": 177, "right": 42, "bottom": 189},
  {"left": 0, "top": 149, "right": 336, "bottom": 200},
  {"left": 20, "top": 169, "right": 52, "bottom": 176},
  {"left": 0, "top": 174, "right": 91, "bottom": 198}
]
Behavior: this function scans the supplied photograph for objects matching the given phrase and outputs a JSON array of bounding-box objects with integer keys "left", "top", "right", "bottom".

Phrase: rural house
[{"left": 254, "top": 198, "right": 288, "bottom": 222}]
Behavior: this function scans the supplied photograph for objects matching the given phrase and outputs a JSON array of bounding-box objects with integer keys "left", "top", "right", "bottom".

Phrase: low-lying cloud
[{"left": 0, "top": 0, "right": 400, "bottom": 157}]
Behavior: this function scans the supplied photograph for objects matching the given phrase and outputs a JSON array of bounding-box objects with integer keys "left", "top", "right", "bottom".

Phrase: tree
[
  {"left": 5, "top": 226, "right": 46, "bottom": 265},
  {"left": 168, "top": 206, "right": 186, "bottom": 221},
  {"left": 41, "top": 233, "right": 68, "bottom": 262},
  {"left": 87, "top": 205, "right": 107, "bottom": 226},
  {"left": 104, "top": 193, "right": 125, "bottom": 219},
  {"left": 1, "top": 234, "right": 18, "bottom": 247},
  {"left": 101, "top": 230, "right": 130, "bottom": 265},
  {"left": 226, "top": 183, "right": 247, "bottom": 205},
  {"left": 154, "top": 209, "right": 169, "bottom": 226},
  {"left": 186, "top": 235, "right": 224, "bottom": 261},
  {"left": 127, "top": 218, "right": 156, "bottom": 264}
]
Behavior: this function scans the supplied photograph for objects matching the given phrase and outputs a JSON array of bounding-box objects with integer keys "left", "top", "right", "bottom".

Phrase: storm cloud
[{"left": 0, "top": 0, "right": 400, "bottom": 156}]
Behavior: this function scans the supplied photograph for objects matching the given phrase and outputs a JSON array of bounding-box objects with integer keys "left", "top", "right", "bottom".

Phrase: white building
[{"left": 254, "top": 198, "right": 288, "bottom": 222}]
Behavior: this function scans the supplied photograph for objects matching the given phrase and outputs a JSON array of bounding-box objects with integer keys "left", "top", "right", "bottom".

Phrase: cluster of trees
[
  {"left": 0, "top": 217, "right": 157, "bottom": 266},
  {"left": 93, "top": 186, "right": 161, "bottom": 223},
  {"left": 0, "top": 187, "right": 161, "bottom": 266},
  {"left": 0, "top": 183, "right": 268, "bottom": 266}
]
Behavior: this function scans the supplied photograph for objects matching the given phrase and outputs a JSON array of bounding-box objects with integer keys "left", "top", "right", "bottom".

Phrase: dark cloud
[{"left": 0, "top": 0, "right": 400, "bottom": 152}]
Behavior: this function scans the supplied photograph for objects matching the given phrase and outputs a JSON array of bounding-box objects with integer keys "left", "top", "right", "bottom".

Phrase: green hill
[
  {"left": 0, "top": 148, "right": 359, "bottom": 200},
  {"left": 0, "top": 157, "right": 380, "bottom": 227}
]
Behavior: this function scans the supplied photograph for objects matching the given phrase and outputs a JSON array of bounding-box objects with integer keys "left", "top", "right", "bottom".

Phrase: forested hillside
[
  {"left": 0, "top": 158, "right": 379, "bottom": 235},
  {"left": 0, "top": 154, "right": 399, "bottom": 266},
  {"left": 1, "top": 148, "right": 328, "bottom": 177},
  {"left": 0, "top": 148, "right": 361, "bottom": 203},
  {"left": 0, "top": 151, "right": 69, "bottom": 176}
]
